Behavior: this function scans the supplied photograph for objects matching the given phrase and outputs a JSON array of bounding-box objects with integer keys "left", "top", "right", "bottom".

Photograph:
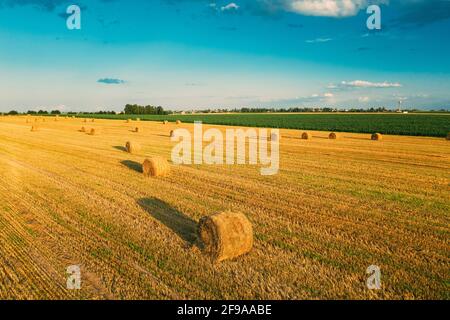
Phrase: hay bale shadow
[
  {"left": 154, "top": 134, "right": 172, "bottom": 138},
  {"left": 138, "top": 197, "right": 198, "bottom": 245},
  {"left": 114, "top": 146, "right": 127, "bottom": 152},
  {"left": 345, "top": 136, "right": 371, "bottom": 141},
  {"left": 121, "top": 160, "right": 142, "bottom": 173}
]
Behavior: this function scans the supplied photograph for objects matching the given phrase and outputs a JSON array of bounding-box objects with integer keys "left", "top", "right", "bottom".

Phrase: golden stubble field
[{"left": 0, "top": 116, "right": 448, "bottom": 300}]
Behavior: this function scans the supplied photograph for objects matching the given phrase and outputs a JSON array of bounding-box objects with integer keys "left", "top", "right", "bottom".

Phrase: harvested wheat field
[{"left": 0, "top": 115, "right": 449, "bottom": 300}]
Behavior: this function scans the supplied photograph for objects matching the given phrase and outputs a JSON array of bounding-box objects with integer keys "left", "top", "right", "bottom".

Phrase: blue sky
[{"left": 0, "top": 0, "right": 449, "bottom": 111}]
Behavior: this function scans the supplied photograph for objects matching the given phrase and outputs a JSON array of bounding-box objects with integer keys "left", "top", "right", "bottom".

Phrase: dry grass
[
  {"left": 198, "top": 211, "right": 253, "bottom": 262},
  {"left": 0, "top": 116, "right": 448, "bottom": 300}
]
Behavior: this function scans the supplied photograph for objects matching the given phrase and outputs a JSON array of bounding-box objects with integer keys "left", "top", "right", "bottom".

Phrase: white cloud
[
  {"left": 221, "top": 3, "right": 240, "bottom": 11},
  {"left": 283, "top": 0, "right": 388, "bottom": 17},
  {"left": 306, "top": 37, "right": 333, "bottom": 43},
  {"left": 341, "top": 80, "right": 402, "bottom": 88},
  {"left": 358, "top": 96, "right": 370, "bottom": 102}
]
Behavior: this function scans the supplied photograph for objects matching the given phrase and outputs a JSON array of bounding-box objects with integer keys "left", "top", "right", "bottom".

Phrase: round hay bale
[
  {"left": 89, "top": 128, "right": 98, "bottom": 135},
  {"left": 301, "top": 132, "right": 310, "bottom": 140},
  {"left": 198, "top": 211, "right": 253, "bottom": 262},
  {"left": 176, "top": 120, "right": 181, "bottom": 125},
  {"left": 126, "top": 119, "right": 131, "bottom": 123},
  {"left": 91, "top": 119, "right": 95, "bottom": 122},
  {"left": 170, "top": 130, "right": 175, "bottom": 138},
  {"left": 371, "top": 133, "right": 383, "bottom": 141},
  {"left": 329, "top": 132, "right": 338, "bottom": 140},
  {"left": 31, "top": 126, "right": 39, "bottom": 132},
  {"left": 80, "top": 126, "right": 86, "bottom": 132},
  {"left": 135, "top": 127, "right": 142, "bottom": 133},
  {"left": 446, "top": 132, "right": 450, "bottom": 140},
  {"left": 136, "top": 118, "right": 140, "bottom": 122},
  {"left": 142, "top": 157, "right": 170, "bottom": 177},
  {"left": 268, "top": 133, "right": 278, "bottom": 142},
  {"left": 163, "top": 120, "right": 168, "bottom": 125},
  {"left": 83, "top": 119, "right": 87, "bottom": 123},
  {"left": 126, "top": 141, "right": 141, "bottom": 154}
]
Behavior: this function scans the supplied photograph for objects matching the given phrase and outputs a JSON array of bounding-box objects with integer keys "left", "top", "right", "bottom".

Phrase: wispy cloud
[
  {"left": 281, "top": 0, "right": 389, "bottom": 18},
  {"left": 306, "top": 37, "right": 332, "bottom": 43},
  {"left": 334, "top": 80, "right": 402, "bottom": 89},
  {"left": 221, "top": 2, "right": 239, "bottom": 11},
  {"left": 97, "top": 78, "right": 126, "bottom": 85}
]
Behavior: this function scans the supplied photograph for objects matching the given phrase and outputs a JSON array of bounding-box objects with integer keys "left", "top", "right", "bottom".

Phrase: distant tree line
[
  {"left": 233, "top": 107, "right": 390, "bottom": 113},
  {"left": 3, "top": 110, "right": 62, "bottom": 115},
  {"left": 124, "top": 104, "right": 167, "bottom": 115},
  {"left": 2, "top": 106, "right": 449, "bottom": 115},
  {"left": 188, "top": 107, "right": 421, "bottom": 113}
]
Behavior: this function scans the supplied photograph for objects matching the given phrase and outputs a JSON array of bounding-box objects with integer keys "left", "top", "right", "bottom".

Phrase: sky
[{"left": 0, "top": 0, "right": 449, "bottom": 112}]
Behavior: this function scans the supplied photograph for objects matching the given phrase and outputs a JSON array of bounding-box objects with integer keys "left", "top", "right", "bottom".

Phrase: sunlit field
[
  {"left": 0, "top": 115, "right": 449, "bottom": 299},
  {"left": 73, "top": 113, "right": 450, "bottom": 138}
]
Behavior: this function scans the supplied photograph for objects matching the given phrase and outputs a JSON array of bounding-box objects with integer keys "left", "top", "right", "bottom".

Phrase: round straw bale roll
[
  {"left": 446, "top": 132, "right": 450, "bottom": 140},
  {"left": 170, "top": 130, "right": 175, "bottom": 138},
  {"left": 301, "top": 132, "right": 310, "bottom": 140},
  {"left": 31, "top": 126, "right": 39, "bottom": 132},
  {"left": 135, "top": 127, "right": 142, "bottom": 133},
  {"left": 89, "top": 128, "right": 99, "bottom": 135},
  {"left": 176, "top": 120, "right": 181, "bottom": 124},
  {"left": 268, "top": 132, "right": 278, "bottom": 141},
  {"left": 163, "top": 120, "right": 168, "bottom": 124},
  {"left": 371, "top": 133, "right": 382, "bottom": 141},
  {"left": 198, "top": 211, "right": 253, "bottom": 262},
  {"left": 142, "top": 157, "right": 170, "bottom": 177},
  {"left": 329, "top": 132, "right": 338, "bottom": 139},
  {"left": 80, "top": 126, "right": 86, "bottom": 132},
  {"left": 126, "top": 141, "right": 141, "bottom": 154}
]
